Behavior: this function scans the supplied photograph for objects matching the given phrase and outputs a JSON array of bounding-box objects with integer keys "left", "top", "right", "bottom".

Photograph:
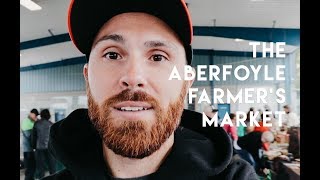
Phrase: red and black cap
[{"left": 68, "top": 0, "right": 193, "bottom": 64}]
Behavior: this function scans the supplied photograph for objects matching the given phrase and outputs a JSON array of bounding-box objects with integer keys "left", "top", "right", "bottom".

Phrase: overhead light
[
  {"left": 20, "top": 0, "right": 42, "bottom": 11},
  {"left": 20, "top": 53, "right": 22, "bottom": 57},
  {"left": 251, "top": 0, "right": 264, "bottom": 2},
  {"left": 235, "top": 38, "right": 244, "bottom": 42}
]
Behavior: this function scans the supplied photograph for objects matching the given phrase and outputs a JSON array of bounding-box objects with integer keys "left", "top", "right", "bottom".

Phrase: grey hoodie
[{"left": 32, "top": 118, "right": 53, "bottom": 150}]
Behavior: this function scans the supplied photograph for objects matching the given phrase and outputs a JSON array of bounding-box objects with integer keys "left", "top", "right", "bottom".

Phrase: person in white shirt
[{"left": 283, "top": 105, "right": 300, "bottom": 127}]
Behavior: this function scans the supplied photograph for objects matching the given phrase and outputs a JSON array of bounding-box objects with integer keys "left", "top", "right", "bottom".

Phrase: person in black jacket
[
  {"left": 44, "top": 0, "right": 258, "bottom": 179},
  {"left": 32, "top": 109, "right": 56, "bottom": 178},
  {"left": 237, "top": 131, "right": 274, "bottom": 172}
]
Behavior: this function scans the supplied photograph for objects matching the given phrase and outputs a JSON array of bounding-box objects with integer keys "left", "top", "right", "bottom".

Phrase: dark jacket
[
  {"left": 44, "top": 109, "right": 258, "bottom": 180},
  {"left": 32, "top": 119, "right": 53, "bottom": 150},
  {"left": 237, "top": 131, "right": 263, "bottom": 162}
]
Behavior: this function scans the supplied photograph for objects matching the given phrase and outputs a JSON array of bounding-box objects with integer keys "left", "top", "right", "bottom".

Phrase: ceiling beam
[
  {"left": 193, "top": 27, "right": 300, "bottom": 46},
  {"left": 20, "top": 56, "right": 86, "bottom": 72},
  {"left": 20, "top": 33, "right": 71, "bottom": 50},
  {"left": 20, "top": 26, "right": 300, "bottom": 50}
]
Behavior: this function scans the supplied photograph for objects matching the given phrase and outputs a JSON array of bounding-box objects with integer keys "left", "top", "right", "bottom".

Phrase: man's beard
[{"left": 87, "top": 82, "right": 188, "bottom": 159}]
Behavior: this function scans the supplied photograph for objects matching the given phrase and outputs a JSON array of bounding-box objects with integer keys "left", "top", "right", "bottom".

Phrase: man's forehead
[
  {"left": 93, "top": 12, "right": 183, "bottom": 48},
  {"left": 97, "top": 13, "right": 179, "bottom": 35},
  {"left": 102, "top": 12, "right": 169, "bottom": 27},
  {"left": 106, "top": 12, "right": 163, "bottom": 22}
]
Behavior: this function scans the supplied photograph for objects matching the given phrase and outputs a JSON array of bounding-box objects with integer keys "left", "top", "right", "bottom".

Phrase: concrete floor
[{"left": 20, "top": 169, "right": 50, "bottom": 180}]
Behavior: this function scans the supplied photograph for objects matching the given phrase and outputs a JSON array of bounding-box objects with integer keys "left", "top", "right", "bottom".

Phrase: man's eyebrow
[
  {"left": 93, "top": 34, "right": 125, "bottom": 47},
  {"left": 144, "top": 41, "right": 178, "bottom": 51}
]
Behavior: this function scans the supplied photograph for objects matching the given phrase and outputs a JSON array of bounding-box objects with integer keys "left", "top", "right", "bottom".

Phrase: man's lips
[{"left": 113, "top": 101, "right": 153, "bottom": 112}]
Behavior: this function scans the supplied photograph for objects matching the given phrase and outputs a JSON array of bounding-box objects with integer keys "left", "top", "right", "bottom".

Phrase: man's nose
[{"left": 119, "top": 60, "right": 147, "bottom": 89}]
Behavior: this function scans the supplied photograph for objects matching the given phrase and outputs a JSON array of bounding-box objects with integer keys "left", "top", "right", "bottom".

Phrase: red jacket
[{"left": 223, "top": 124, "right": 238, "bottom": 141}]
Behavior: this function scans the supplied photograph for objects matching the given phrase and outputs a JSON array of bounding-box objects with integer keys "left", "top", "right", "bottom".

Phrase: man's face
[
  {"left": 284, "top": 107, "right": 290, "bottom": 114},
  {"left": 84, "top": 13, "right": 192, "bottom": 158},
  {"left": 29, "top": 113, "right": 37, "bottom": 121}
]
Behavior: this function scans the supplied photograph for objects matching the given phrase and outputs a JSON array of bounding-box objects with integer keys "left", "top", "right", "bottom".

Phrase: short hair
[
  {"left": 30, "top": 108, "right": 39, "bottom": 116},
  {"left": 262, "top": 131, "right": 274, "bottom": 143},
  {"left": 229, "top": 113, "right": 236, "bottom": 119},
  {"left": 283, "top": 105, "right": 289, "bottom": 109},
  {"left": 40, "top": 109, "right": 51, "bottom": 120},
  {"left": 211, "top": 105, "right": 218, "bottom": 112}
]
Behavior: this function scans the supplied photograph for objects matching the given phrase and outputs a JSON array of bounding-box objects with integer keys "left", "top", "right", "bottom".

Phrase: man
[
  {"left": 237, "top": 131, "right": 274, "bottom": 172},
  {"left": 21, "top": 108, "right": 38, "bottom": 180},
  {"left": 204, "top": 105, "right": 218, "bottom": 119},
  {"left": 283, "top": 105, "right": 300, "bottom": 127},
  {"left": 45, "top": 0, "right": 258, "bottom": 179},
  {"left": 222, "top": 113, "right": 242, "bottom": 150}
]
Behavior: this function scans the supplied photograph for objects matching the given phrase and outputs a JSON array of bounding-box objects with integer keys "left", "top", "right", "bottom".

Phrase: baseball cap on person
[{"left": 67, "top": 0, "right": 193, "bottom": 64}]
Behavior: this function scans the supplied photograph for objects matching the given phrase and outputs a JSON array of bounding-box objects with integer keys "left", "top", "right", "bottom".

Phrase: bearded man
[{"left": 45, "top": 0, "right": 258, "bottom": 179}]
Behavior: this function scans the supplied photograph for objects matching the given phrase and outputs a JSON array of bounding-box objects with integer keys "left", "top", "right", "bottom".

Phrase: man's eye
[
  {"left": 151, "top": 54, "right": 168, "bottom": 62},
  {"left": 104, "top": 52, "right": 122, "bottom": 60}
]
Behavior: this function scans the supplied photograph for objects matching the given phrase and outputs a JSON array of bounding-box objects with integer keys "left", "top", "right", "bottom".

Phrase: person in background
[
  {"left": 237, "top": 113, "right": 246, "bottom": 137},
  {"left": 32, "top": 109, "right": 56, "bottom": 178},
  {"left": 257, "top": 109, "right": 263, "bottom": 121},
  {"left": 223, "top": 113, "right": 241, "bottom": 150},
  {"left": 283, "top": 105, "right": 300, "bottom": 127},
  {"left": 253, "top": 114, "right": 270, "bottom": 133},
  {"left": 246, "top": 107, "right": 255, "bottom": 123},
  {"left": 21, "top": 108, "right": 39, "bottom": 180},
  {"left": 204, "top": 105, "right": 218, "bottom": 119},
  {"left": 237, "top": 131, "right": 274, "bottom": 172},
  {"left": 263, "top": 105, "right": 275, "bottom": 118},
  {"left": 246, "top": 125, "right": 255, "bottom": 134},
  {"left": 244, "top": 107, "right": 257, "bottom": 134}
]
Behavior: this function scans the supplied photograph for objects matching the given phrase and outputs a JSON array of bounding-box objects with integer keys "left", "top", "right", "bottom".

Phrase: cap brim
[{"left": 68, "top": 0, "right": 192, "bottom": 56}]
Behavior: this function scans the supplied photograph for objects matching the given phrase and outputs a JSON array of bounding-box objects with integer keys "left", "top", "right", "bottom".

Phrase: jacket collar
[{"left": 49, "top": 109, "right": 233, "bottom": 178}]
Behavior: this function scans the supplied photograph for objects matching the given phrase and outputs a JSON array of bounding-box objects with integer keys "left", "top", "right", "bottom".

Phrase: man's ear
[
  {"left": 186, "top": 67, "right": 196, "bottom": 89},
  {"left": 83, "top": 63, "right": 89, "bottom": 81}
]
